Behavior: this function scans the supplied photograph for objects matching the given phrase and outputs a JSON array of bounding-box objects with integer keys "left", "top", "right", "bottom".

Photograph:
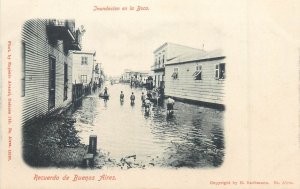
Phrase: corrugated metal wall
[
  {"left": 165, "top": 59, "right": 225, "bottom": 104},
  {"left": 21, "top": 19, "right": 73, "bottom": 125}
]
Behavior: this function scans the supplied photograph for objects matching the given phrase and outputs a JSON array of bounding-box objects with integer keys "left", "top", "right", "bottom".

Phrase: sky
[
  {"left": 75, "top": 1, "right": 232, "bottom": 77},
  {"left": 63, "top": 0, "right": 300, "bottom": 78},
  {"left": 3, "top": 0, "right": 299, "bottom": 79}
]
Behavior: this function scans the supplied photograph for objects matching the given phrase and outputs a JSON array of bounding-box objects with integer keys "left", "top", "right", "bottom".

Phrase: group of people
[
  {"left": 119, "top": 91, "right": 137, "bottom": 104},
  {"left": 119, "top": 91, "right": 151, "bottom": 109},
  {"left": 141, "top": 92, "right": 152, "bottom": 112},
  {"left": 103, "top": 86, "right": 175, "bottom": 114},
  {"left": 119, "top": 91, "right": 158, "bottom": 113}
]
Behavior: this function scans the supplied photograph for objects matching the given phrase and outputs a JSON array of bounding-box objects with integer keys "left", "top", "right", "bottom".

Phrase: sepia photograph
[
  {"left": 21, "top": 19, "right": 225, "bottom": 169},
  {"left": 1, "top": 0, "right": 300, "bottom": 189}
]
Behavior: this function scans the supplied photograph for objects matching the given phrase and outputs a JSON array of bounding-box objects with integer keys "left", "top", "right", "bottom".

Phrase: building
[
  {"left": 133, "top": 71, "right": 149, "bottom": 86},
  {"left": 120, "top": 70, "right": 150, "bottom": 87},
  {"left": 21, "top": 19, "right": 82, "bottom": 125},
  {"left": 164, "top": 49, "right": 225, "bottom": 106},
  {"left": 152, "top": 42, "right": 203, "bottom": 88},
  {"left": 121, "top": 69, "right": 132, "bottom": 83},
  {"left": 69, "top": 51, "right": 96, "bottom": 86},
  {"left": 138, "top": 72, "right": 150, "bottom": 85}
]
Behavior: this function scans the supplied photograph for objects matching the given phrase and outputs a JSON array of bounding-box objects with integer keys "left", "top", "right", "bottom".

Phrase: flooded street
[{"left": 72, "top": 83, "right": 225, "bottom": 168}]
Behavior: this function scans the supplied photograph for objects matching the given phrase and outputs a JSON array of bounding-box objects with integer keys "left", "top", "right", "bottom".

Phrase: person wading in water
[
  {"left": 141, "top": 92, "right": 146, "bottom": 106},
  {"left": 166, "top": 96, "right": 175, "bottom": 115},
  {"left": 103, "top": 86, "right": 109, "bottom": 101},
  {"left": 120, "top": 91, "right": 124, "bottom": 103},
  {"left": 144, "top": 97, "right": 151, "bottom": 114},
  {"left": 130, "top": 92, "right": 135, "bottom": 104}
]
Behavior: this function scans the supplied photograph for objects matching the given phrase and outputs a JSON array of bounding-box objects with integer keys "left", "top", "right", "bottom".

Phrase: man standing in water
[
  {"left": 141, "top": 92, "right": 146, "bottom": 105},
  {"left": 103, "top": 86, "right": 109, "bottom": 101},
  {"left": 166, "top": 96, "right": 175, "bottom": 115},
  {"left": 130, "top": 92, "right": 135, "bottom": 104},
  {"left": 120, "top": 91, "right": 124, "bottom": 103},
  {"left": 144, "top": 97, "right": 151, "bottom": 113},
  {"left": 103, "top": 87, "right": 108, "bottom": 96}
]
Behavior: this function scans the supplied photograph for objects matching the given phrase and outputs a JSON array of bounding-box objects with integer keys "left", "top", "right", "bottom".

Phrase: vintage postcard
[{"left": 1, "top": 0, "right": 300, "bottom": 188}]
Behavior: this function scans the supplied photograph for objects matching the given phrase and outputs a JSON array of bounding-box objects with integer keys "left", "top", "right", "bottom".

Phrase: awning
[
  {"left": 171, "top": 72, "right": 178, "bottom": 78},
  {"left": 194, "top": 71, "right": 201, "bottom": 78},
  {"left": 192, "top": 71, "right": 200, "bottom": 76}
]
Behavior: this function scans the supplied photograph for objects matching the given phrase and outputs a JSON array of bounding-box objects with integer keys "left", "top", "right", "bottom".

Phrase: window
[
  {"left": 193, "top": 65, "right": 202, "bottom": 80},
  {"left": 215, "top": 63, "right": 225, "bottom": 80},
  {"left": 64, "top": 63, "right": 68, "bottom": 101},
  {"left": 81, "top": 56, "right": 88, "bottom": 65},
  {"left": 172, "top": 67, "right": 179, "bottom": 79},
  {"left": 21, "top": 42, "right": 26, "bottom": 97},
  {"left": 81, "top": 75, "right": 87, "bottom": 83},
  {"left": 219, "top": 63, "right": 225, "bottom": 79},
  {"left": 162, "top": 55, "right": 165, "bottom": 63},
  {"left": 49, "top": 57, "right": 56, "bottom": 109}
]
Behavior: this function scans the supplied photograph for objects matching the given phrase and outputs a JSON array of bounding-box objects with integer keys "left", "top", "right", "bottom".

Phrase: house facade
[
  {"left": 152, "top": 42, "right": 203, "bottom": 88},
  {"left": 70, "top": 51, "right": 96, "bottom": 86},
  {"left": 21, "top": 19, "right": 82, "bottom": 125},
  {"left": 121, "top": 69, "right": 132, "bottom": 82},
  {"left": 165, "top": 49, "right": 225, "bottom": 105},
  {"left": 138, "top": 72, "right": 149, "bottom": 85}
]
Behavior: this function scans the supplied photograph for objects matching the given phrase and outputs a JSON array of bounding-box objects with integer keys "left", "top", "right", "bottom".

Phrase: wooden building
[
  {"left": 21, "top": 19, "right": 82, "bottom": 125},
  {"left": 164, "top": 49, "right": 225, "bottom": 106},
  {"left": 152, "top": 42, "right": 203, "bottom": 88},
  {"left": 69, "top": 51, "right": 96, "bottom": 86}
]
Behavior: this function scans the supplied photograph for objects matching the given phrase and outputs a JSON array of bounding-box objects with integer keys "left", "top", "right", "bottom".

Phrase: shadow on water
[
  {"left": 23, "top": 84, "right": 225, "bottom": 169},
  {"left": 146, "top": 98, "right": 225, "bottom": 168}
]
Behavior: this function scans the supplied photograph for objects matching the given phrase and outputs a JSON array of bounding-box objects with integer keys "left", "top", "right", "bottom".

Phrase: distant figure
[
  {"left": 166, "top": 97, "right": 175, "bottom": 115},
  {"left": 104, "top": 87, "right": 108, "bottom": 96},
  {"left": 144, "top": 97, "right": 151, "bottom": 113},
  {"left": 92, "top": 81, "right": 97, "bottom": 93},
  {"left": 147, "top": 90, "right": 152, "bottom": 99},
  {"left": 130, "top": 92, "right": 135, "bottom": 104},
  {"left": 120, "top": 91, "right": 124, "bottom": 103},
  {"left": 141, "top": 92, "right": 146, "bottom": 105},
  {"left": 103, "top": 87, "right": 109, "bottom": 101}
]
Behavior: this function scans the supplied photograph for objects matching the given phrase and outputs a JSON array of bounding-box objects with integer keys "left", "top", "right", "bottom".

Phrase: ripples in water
[{"left": 73, "top": 84, "right": 225, "bottom": 168}]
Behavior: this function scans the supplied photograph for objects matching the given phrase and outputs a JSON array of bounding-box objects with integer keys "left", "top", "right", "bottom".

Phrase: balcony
[
  {"left": 65, "top": 29, "right": 82, "bottom": 51},
  {"left": 47, "top": 19, "right": 82, "bottom": 51},
  {"left": 151, "top": 64, "right": 165, "bottom": 72},
  {"left": 47, "top": 19, "right": 76, "bottom": 42}
]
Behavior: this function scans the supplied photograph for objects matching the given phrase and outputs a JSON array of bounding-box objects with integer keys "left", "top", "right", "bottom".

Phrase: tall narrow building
[{"left": 21, "top": 19, "right": 83, "bottom": 125}]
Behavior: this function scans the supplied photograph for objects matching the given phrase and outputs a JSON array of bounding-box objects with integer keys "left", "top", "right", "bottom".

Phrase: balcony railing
[
  {"left": 67, "top": 29, "right": 82, "bottom": 51},
  {"left": 151, "top": 64, "right": 165, "bottom": 71},
  {"left": 47, "top": 19, "right": 82, "bottom": 51},
  {"left": 47, "top": 19, "right": 76, "bottom": 42}
]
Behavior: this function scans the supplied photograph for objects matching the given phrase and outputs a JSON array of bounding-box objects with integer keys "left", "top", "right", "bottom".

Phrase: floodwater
[{"left": 72, "top": 83, "right": 225, "bottom": 168}]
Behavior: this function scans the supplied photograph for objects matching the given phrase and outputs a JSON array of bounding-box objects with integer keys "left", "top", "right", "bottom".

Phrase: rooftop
[
  {"left": 166, "top": 49, "right": 225, "bottom": 65},
  {"left": 153, "top": 42, "right": 204, "bottom": 53},
  {"left": 71, "top": 51, "right": 96, "bottom": 55}
]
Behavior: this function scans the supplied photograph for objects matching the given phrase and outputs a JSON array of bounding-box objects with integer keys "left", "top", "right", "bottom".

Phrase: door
[{"left": 49, "top": 57, "right": 56, "bottom": 109}]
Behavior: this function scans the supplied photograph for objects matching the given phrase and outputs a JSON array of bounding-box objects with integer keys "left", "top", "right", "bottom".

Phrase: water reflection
[{"left": 73, "top": 83, "right": 225, "bottom": 168}]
